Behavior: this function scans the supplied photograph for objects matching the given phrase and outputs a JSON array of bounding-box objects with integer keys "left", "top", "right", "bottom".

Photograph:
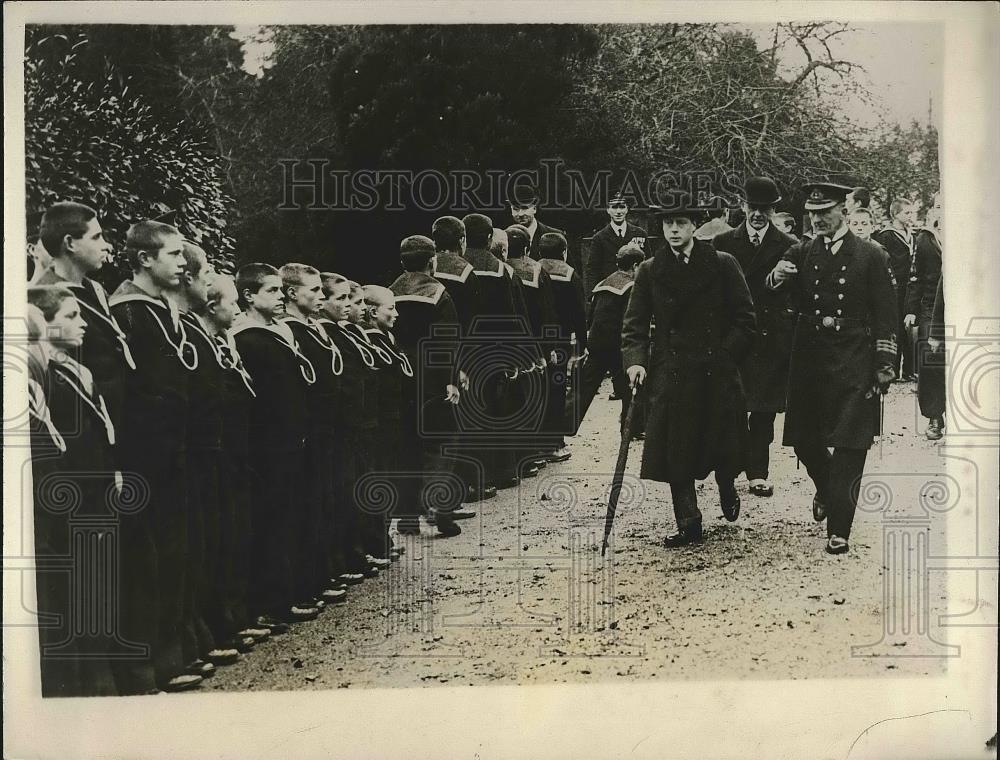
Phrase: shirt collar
[
  {"left": 611, "top": 221, "right": 627, "bottom": 235},
  {"left": 746, "top": 221, "right": 769, "bottom": 240},
  {"left": 825, "top": 223, "right": 849, "bottom": 247},
  {"left": 670, "top": 237, "right": 695, "bottom": 260}
]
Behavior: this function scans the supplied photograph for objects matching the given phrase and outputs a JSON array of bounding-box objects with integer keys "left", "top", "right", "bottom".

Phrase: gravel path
[{"left": 207, "top": 381, "right": 947, "bottom": 692}]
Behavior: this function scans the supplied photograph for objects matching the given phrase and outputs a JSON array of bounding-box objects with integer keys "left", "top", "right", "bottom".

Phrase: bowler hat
[
  {"left": 742, "top": 176, "right": 782, "bottom": 206},
  {"left": 802, "top": 182, "right": 852, "bottom": 211}
]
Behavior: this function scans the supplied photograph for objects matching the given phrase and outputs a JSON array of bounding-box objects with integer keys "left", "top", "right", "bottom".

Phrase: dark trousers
[
  {"left": 794, "top": 443, "right": 868, "bottom": 540},
  {"left": 916, "top": 323, "right": 946, "bottom": 419},
  {"left": 669, "top": 471, "right": 738, "bottom": 532},
  {"left": 745, "top": 411, "right": 777, "bottom": 481},
  {"left": 220, "top": 452, "right": 252, "bottom": 634},
  {"left": 182, "top": 451, "right": 219, "bottom": 662},
  {"left": 249, "top": 449, "right": 299, "bottom": 618},
  {"left": 333, "top": 428, "right": 370, "bottom": 574},
  {"left": 567, "top": 349, "right": 631, "bottom": 435},
  {"left": 896, "top": 301, "right": 914, "bottom": 377},
  {"left": 543, "top": 360, "right": 570, "bottom": 450}
]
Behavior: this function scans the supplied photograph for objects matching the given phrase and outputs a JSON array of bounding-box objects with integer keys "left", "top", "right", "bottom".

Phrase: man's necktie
[{"left": 751, "top": 233, "right": 760, "bottom": 247}]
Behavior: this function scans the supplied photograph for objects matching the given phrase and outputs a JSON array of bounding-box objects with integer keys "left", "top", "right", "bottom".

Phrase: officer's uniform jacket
[
  {"left": 585, "top": 221, "right": 647, "bottom": 298},
  {"left": 713, "top": 222, "right": 797, "bottom": 412},
  {"left": 904, "top": 228, "right": 942, "bottom": 326},
  {"left": 37, "top": 268, "right": 136, "bottom": 423},
  {"left": 769, "top": 229, "right": 898, "bottom": 449},
  {"left": 587, "top": 269, "right": 635, "bottom": 354},
  {"left": 539, "top": 257, "right": 587, "bottom": 353}
]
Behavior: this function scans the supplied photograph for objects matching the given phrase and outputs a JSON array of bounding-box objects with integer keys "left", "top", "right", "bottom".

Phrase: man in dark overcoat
[
  {"left": 622, "top": 195, "right": 756, "bottom": 548},
  {"left": 904, "top": 219, "right": 945, "bottom": 439},
  {"left": 712, "top": 177, "right": 797, "bottom": 498},
  {"left": 584, "top": 192, "right": 648, "bottom": 299},
  {"left": 767, "top": 182, "right": 898, "bottom": 556}
]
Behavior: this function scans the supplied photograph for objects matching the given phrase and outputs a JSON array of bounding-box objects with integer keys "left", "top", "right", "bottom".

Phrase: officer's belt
[{"left": 798, "top": 315, "right": 870, "bottom": 331}]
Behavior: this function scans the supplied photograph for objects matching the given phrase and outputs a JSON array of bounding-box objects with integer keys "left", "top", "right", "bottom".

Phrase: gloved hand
[{"left": 867, "top": 365, "right": 895, "bottom": 398}]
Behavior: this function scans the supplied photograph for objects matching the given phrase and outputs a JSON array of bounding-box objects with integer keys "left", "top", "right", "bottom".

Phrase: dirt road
[{"left": 208, "top": 381, "right": 948, "bottom": 692}]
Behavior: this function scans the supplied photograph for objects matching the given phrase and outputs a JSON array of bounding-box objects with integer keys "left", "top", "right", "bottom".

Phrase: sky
[{"left": 233, "top": 22, "right": 942, "bottom": 131}]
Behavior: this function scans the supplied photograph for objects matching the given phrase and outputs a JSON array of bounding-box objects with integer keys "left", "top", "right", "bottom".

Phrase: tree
[{"left": 24, "top": 28, "right": 238, "bottom": 274}]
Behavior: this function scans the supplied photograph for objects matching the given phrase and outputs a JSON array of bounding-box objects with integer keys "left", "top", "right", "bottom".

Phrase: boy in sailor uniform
[
  {"left": 197, "top": 273, "right": 267, "bottom": 657},
  {"left": 231, "top": 264, "right": 318, "bottom": 627},
  {"left": 568, "top": 242, "right": 644, "bottom": 436},
  {"left": 279, "top": 263, "right": 352, "bottom": 605},
  {"left": 175, "top": 242, "right": 223, "bottom": 675},
  {"left": 317, "top": 274, "right": 383, "bottom": 578},
  {"left": 28, "top": 285, "right": 121, "bottom": 697},
  {"left": 110, "top": 220, "right": 199, "bottom": 693},
  {"left": 537, "top": 232, "right": 588, "bottom": 463},
  {"left": 34, "top": 202, "right": 132, "bottom": 425},
  {"left": 389, "top": 239, "right": 465, "bottom": 537}
]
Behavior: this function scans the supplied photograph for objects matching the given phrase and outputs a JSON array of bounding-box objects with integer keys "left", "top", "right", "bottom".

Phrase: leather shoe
[
  {"left": 719, "top": 482, "right": 740, "bottom": 522},
  {"left": 544, "top": 447, "right": 572, "bottom": 463},
  {"left": 450, "top": 508, "right": 477, "bottom": 520},
  {"left": 164, "top": 674, "right": 203, "bottom": 692},
  {"left": 825, "top": 535, "right": 850, "bottom": 555},
  {"left": 321, "top": 588, "right": 347, "bottom": 603},
  {"left": 748, "top": 479, "right": 774, "bottom": 497},
  {"left": 663, "top": 524, "right": 703, "bottom": 548},
  {"left": 289, "top": 605, "right": 319, "bottom": 622},
  {"left": 465, "top": 485, "right": 497, "bottom": 503},
  {"left": 255, "top": 616, "right": 289, "bottom": 634},
  {"left": 436, "top": 518, "right": 461, "bottom": 538},
  {"left": 812, "top": 493, "right": 827, "bottom": 522},
  {"left": 925, "top": 417, "right": 943, "bottom": 440},
  {"left": 207, "top": 648, "right": 240, "bottom": 666},
  {"left": 496, "top": 475, "right": 520, "bottom": 489},
  {"left": 520, "top": 464, "right": 540, "bottom": 478},
  {"left": 339, "top": 572, "right": 365, "bottom": 585}
]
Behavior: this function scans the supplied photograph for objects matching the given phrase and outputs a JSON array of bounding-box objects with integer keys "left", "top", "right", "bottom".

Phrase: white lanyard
[
  {"left": 271, "top": 325, "right": 317, "bottom": 385},
  {"left": 295, "top": 319, "right": 344, "bottom": 376},
  {"left": 142, "top": 301, "right": 199, "bottom": 370},
  {"left": 28, "top": 378, "right": 66, "bottom": 452},
  {"left": 53, "top": 362, "right": 116, "bottom": 446},
  {"left": 337, "top": 323, "right": 376, "bottom": 368},
  {"left": 77, "top": 298, "right": 137, "bottom": 370},
  {"left": 370, "top": 331, "right": 414, "bottom": 377},
  {"left": 213, "top": 335, "right": 257, "bottom": 398}
]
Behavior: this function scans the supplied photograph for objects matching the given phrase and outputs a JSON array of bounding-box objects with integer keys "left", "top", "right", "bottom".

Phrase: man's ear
[{"left": 136, "top": 249, "right": 154, "bottom": 270}]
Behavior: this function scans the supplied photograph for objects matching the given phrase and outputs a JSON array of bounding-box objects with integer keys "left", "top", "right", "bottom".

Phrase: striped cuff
[{"left": 875, "top": 338, "right": 898, "bottom": 354}]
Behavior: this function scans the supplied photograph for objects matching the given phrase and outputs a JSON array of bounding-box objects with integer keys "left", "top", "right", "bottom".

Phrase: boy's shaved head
[{"left": 363, "top": 284, "right": 394, "bottom": 307}]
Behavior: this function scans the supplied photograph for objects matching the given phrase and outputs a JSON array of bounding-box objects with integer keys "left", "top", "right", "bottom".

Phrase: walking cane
[{"left": 601, "top": 383, "right": 643, "bottom": 557}]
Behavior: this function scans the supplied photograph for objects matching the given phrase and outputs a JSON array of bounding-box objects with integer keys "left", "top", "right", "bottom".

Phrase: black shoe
[
  {"left": 925, "top": 417, "right": 943, "bottom": 440},
  {"left": 255, "top": 616, "right": 289, "bottom": 634},
  {"left": 663, "top": 525, "right": 703, "bottom": 548},
  {"left": 496, "top": 475, "right": 520, "bottom": 489},
  {"left": 363, "top": 565, "right": 380, "bottom": 578},
  {"left": 812, "top": 493, "right": 827, "bottom": 522},
  {"left": 520, "top": 464, "right": 540, "bottom": 478},
  {"left": 436, "top": 518, "right": 462, "bottom": 538},
  {"left": 532, "top": 459, "right": 548, "bottom": 470},
  {"left": 748, "top": 479, "right": 774, "bottom": 497},
  {"left": 720, "top": 482, "right": 741, "bottom": 522},
  {"left": 465, "top": 485, "right": 497, "bottom": 503},
  {"left": 450, "top": 508, "right": 477, "bottom": 520},
  {"left": 825, "top": 535, "right": 850, "bottom": 555}
]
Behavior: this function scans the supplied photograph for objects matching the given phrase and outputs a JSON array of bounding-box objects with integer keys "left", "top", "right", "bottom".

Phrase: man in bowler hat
[{"left": 712, "top": 177, "right": 797, "bottom": 498}]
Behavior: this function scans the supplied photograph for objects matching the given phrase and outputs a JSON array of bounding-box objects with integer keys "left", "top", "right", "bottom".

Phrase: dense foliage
[{"left": 23, "top": 23, "right": 940, "bottom": 284}]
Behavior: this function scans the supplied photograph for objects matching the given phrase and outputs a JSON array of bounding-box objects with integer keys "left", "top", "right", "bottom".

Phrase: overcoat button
[{"left": 838, "top": 294, "right": 844, "bottom": 300}]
